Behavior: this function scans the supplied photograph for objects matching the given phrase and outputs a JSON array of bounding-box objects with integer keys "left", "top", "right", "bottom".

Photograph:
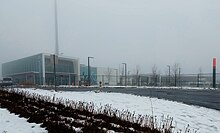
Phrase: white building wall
[
  {"left": 73, "top": 59, "right": 80, "bottom": 85},
  {"left": 97, "top": 67, "right": 118, "bottom": 86},
  {"left": 42, "top": 53, "right": 46, "bottom": 85}
]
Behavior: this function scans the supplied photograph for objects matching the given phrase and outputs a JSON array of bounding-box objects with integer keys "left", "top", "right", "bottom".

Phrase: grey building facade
[{"left": 2, "top": 53, "right": 80, "bottom": 85}]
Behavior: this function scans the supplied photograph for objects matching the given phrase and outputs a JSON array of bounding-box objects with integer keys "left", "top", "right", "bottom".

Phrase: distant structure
[
  {"left": 2, "top": 54, "right": 218, "bottom": 88},
  {"left": 2, "top": 53, "right": 80, "bottom": 86},
  {"left": 96, "top": 67, "right": 118, "bottom": 86},
  {"left": 1, "top": 53, "right": 119, "bottom": 86},
  {"left": 79, "top": 65, "right": 118, "bottom": 86}
]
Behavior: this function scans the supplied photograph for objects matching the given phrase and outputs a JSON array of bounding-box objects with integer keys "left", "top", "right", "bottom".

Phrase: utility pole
[
  {"left": 197, "top": 74, "right": 200, "bottom": 87},
  {"left": 53, "top": 0, "right": 59, "bottom": 91},
  {"left": 213, "top": 58, "right": 216, "bottom": 88},
  {"left": 53, "top": 54, "right": 57, "bottom": 91},
  {"left": 54, "top": 0, "right": 59, "bottom": 56},
  {"left": 179, "top": 67, "right": 181, "bottom": 87},
  {"left": 167, "top": 65, "right": 170, "bottom": 86},
  {"left": 88, "top": 57, "right": 94, "bottom": 86},
  {"left": 114, "top": 69, "right": 118, "bottom": 85},
  {"left": 122, "top": 63, "right": 127, "bottom": 86}
]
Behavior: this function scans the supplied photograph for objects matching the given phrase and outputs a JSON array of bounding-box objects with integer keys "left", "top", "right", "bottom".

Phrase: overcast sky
[{"left": 0, "top": 0, "right": 220, "bottom": 77}]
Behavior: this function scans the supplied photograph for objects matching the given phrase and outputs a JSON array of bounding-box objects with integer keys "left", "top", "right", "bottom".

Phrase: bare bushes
[{"left": 0, "top": 88, "right": 174, "bottom": 133}]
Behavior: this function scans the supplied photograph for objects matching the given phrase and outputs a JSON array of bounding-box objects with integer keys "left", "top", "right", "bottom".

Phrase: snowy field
[
  {"left": 0, "top": 108, "right": 47, "bottom": 133},
  {"left": 1, "top": 88, "right": 220, "bottom": 133}
]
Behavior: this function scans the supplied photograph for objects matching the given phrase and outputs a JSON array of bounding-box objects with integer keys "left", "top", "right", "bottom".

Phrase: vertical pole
[
  {"left": 54, "top": 0, "right": 58, "bottom": 90},
  {"left": 102, "top": 75, "right": 104, "bottom": 84},
  {"left": 87, "top": 57, "right": 94, "bottom": 86},
  {"left": 69, "top": 74, "right": 71, "bottom": 86},
  {"left": 125, "top": 63, "right": 127, "bottom": 86},
  {"left": 122, "top": 63, "right": 126, "bottom": 86},
  {"left": 54, "top": 0, "right": 59, "bottom": 56},
  {"left": 53, "top": 54, "right": 57, "bottom": 91},
  {"left": 213, "top": 58, "right": 216, "bottom": 88},
  {"left": 88, "top": 57, "right": 90, "bottom": 86},
  {"left": 33, "top": 73, "right": 35, "bottom": 85},
  {"left": 114, "top": 69, "right": 118, "bottom": 85},
  {"left": 116, "top": 69, "right": 118, "bottom": 85},
  {"left": 118, "top": 65, "right": 120, "bottom": 85},
  {"left": 167, "top": 65, "right": 170, "bottom": 86},
  {"left": 38, "top": 60, "right": 41, "bottom": 85},
  {"left": 61, "top": 76, "right": 62, "bottom": 85},
  {"left": 174, "top": 72, "right": 177, "bottom": 87},
  {"left": 179, "top": 68, "right": 181, "bottom": 87}
]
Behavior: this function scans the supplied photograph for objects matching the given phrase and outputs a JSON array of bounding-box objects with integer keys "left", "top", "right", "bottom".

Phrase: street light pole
[
  {"left": 116, "top": 69, "right": 118, "bottom": 85},
  {"left": 54, "top": 0, "right": 59, "bottom": 56},
  {"left": 53, "top": 54, "right": 57, "bottom": 91},
  {"left": 53, "top": 0, "right": 59, "bottom": 91},
  {"left": 167, "top": 65, "right": 170, "bottom": 86},
  {"left": 88, "top": 57, "right": 94, "bottom": 86},
  {"left": 122, "top": 63, "right": 127, "bottom": 86},
  {"left": 179, "top": 67, "right": 181, "bottom": 87},
  {"left": 113, "top": 69, "right": 118, "bottom": 85}
]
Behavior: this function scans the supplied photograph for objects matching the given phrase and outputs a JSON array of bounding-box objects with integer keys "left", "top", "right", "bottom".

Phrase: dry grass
[{"left": 0, "top": 88, "right": 193, "bottom": 133}]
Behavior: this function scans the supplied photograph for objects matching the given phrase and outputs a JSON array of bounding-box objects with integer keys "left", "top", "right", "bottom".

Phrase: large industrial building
[
  {"left": 2, "top": 53, "right": 80, "bottom": 86},
  {"left": 2, "top": 53, "right": 119, "bottom": 86}
]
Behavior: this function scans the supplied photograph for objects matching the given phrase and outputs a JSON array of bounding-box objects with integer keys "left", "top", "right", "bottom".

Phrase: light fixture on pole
[
  {"left": 167, "top": 65, "right": 170, "bottom": 86},
  {"left": 122, "top": 63, "right": 127, "bottom": 86},
  {"left": 88, "top": 57, "right": 94, "bottom": 86},
  {"left": 115, "top": 69, "right": 118, "bottom": 85},
  {"left": 54, "top": 0, "right": 59, "bottom": 56}
]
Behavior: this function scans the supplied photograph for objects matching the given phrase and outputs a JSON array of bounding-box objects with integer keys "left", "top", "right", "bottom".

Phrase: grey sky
[{"left": 1, "top": 0, "right": 220, "bottom": 77}]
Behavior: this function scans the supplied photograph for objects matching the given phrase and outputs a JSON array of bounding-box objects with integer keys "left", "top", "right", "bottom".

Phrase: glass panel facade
[
  {"left": 45, "top": 57, "right": 74, "bottom": 73},
  {"left": 2, "top": 53, "right": 80, "bottom": 85},
  {"left": 80, "top": 64, "right": 97, "bottom": 85},
  {"left": 45, "top": 73, "right": 76, "bottom": 86},
  {"left": 44, "top": 55, "right": 76, "bottom": 85},
  {"left": 2, "top": 54, "right": 43, "bottom": 85}
]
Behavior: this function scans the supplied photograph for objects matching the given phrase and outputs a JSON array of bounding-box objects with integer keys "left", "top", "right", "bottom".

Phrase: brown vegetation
[{"left": 0, "top": 88, "right": 174, "bottom": 133}]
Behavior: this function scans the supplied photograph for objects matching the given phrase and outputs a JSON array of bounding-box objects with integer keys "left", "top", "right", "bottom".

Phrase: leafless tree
[
  {"left": 197, "top": 67, "right": 203, "bottom": 87},
  {"left": 152, "top": 64, "right": 158, "bottom": 86},
  {"left": 164, "top": 68, "right": 170, "bottom": 86},
  {"left": 119, "top": 66, "right": 124, "bottom": 86},
  {"left": 172, "top": 63, "right": 179, "bottom": 87},
  {"left": 105, "top": 67, "right": 113, "bottom": 85},
  {"left": 135, "top": 65, "right": 141, "bottom": 86}
]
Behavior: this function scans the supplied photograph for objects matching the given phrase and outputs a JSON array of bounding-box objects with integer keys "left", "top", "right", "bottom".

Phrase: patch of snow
[
  {"left": 106, "top": 130, "right": 115, "bottom": 133},
  {"left": 72, "top": 127, "right": 82, "bottom": 133},
  {"left": 0, "top": 108, "right": 47, "bottom": 133},
  {"left": 10, "top": 88, "right": 220, "bottom": 132}
]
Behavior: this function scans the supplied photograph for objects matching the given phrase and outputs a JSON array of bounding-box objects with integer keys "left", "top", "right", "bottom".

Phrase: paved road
[{"left": 45, "top": 87, "right": 220, "bottom": 111}]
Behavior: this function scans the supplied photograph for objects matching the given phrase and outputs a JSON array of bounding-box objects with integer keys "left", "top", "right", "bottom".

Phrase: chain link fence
[{"left": 79, "top": 73, "right": 220, "bottom": 88}]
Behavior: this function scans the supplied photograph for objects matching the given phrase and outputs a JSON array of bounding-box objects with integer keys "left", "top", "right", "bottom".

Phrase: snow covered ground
[
  {"left": 1, "top": 88, "right": 220, "bottom": 133},
  {"left": 0, "top": 108, "right": 47, "bottom": 133},
  {"left": 20, "top": 88, "right": 220, "bottom": 133}
]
